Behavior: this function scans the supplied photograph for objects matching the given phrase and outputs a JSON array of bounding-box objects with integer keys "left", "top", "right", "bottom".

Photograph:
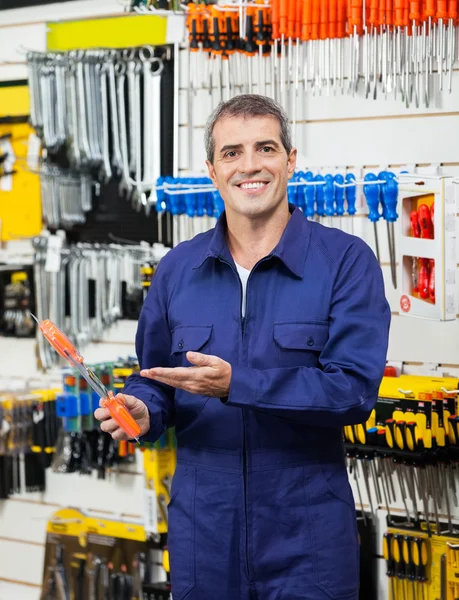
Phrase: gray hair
[{"left": 204, "top": 94, "right": 292, "bottom": 164}]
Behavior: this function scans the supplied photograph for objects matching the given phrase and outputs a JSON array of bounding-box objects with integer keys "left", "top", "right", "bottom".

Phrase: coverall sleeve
[
  {"left": 225, "top": 240, "right": 391, "bottom": 428},
  {"left": 122, "top": 261, "right": 175, "bottom": 442}
]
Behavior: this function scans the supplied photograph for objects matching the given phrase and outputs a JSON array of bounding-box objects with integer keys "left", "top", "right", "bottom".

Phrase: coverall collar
[{"left": 194, "top": 203, "right": 310, "bottom": 278}]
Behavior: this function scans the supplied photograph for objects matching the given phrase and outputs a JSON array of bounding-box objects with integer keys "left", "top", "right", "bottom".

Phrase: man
[{"left": 95, "top": 94, "right": 391, "bottom": 600}]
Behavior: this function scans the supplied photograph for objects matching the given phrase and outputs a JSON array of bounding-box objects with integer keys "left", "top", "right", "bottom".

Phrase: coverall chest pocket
[
  {"left": 274, "top": 322, "right": 329, "bottom": 368},
  {"left": 171, "top": 325, "right": 213, "bottom": 366}
]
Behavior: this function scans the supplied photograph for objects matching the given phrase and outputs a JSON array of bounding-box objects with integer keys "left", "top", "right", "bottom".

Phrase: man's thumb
[
  {"left": 187, "top": 351, "right": 213, "bottom": 366},
  {"left": 115, "top": 393, "right": 138, "bottom": 409}
]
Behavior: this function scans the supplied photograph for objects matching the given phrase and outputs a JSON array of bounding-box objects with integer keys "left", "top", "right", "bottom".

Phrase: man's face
[{"left": 206, "top": 115, "right": 297, "bottom": 220}]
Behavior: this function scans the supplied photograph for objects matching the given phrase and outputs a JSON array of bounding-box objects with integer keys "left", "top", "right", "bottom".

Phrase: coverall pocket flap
[
  {"left": 274, "top": 322, "right": 329, "bottom": 351},
  {"left": 171, "top": 325, "right": 213, "bottom": 354}
]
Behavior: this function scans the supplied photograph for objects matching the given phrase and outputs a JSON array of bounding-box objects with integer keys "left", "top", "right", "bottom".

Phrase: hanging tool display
[
  {"left": 27, "top": 45, "right": 168, "bottom": 217},
  {"left": 159, "top": 171, "right": 399, "bottom": 276},
  {"left": 0, "top": 387, "right": 60, "bottom": 499},
  {"left": 32, "top": 234, "right": 166, "bottom": 369},
  {"left": 40, "top": 507, "right": 169, "bottom": 600},
  {"left": 51, "top": 359, "right": 141, "bottom": 477},
  {"left": 184, "top": 0, "right": 459, "bottom": 109},
  {"left": 344, "top": 374, "right": 459, "bottom": 538}
]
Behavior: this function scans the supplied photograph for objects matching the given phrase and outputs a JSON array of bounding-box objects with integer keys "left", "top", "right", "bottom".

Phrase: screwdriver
[
  {"left": 403, "top": 535, "right": 416, "bottom": 600},
  {"left": 393, "top": 534, "right": 407, "bottom": 600},
  {"left": 363, "top": 172, "right": 381, "bottom": 263},
  {"left": 32, "top": 315, "right": 141, "bottom": 442},
  {"left": 314, "top": 174, "right": 325, "bottom": 219},
  {"left": 383, "top": 532, "right": 396, "bottom": 600},
  {"left": 412, "top": 537, "right": 428, "bottom": 600},
  {"left": 379, "top": 170, "right": 398, "bottom": 288},
  {"left": 345, "top": 173, "right": 357, "bottom": 235}
]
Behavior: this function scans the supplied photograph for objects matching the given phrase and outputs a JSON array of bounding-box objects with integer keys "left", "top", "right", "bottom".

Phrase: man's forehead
[{"left": 214, "top": 115, "right": 281, "bottom": 145}]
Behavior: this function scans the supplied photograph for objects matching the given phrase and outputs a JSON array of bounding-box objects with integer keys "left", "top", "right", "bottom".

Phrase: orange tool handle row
[{"left": 186, "top": 0, "right": 459, "bottom": 45}]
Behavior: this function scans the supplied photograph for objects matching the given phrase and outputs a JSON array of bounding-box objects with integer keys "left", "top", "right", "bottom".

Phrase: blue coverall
[{"left": 123, "top": 205, "right": 391, "bottom": 600}]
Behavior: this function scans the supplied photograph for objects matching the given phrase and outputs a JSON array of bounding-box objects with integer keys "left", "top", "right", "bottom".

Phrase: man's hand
[
  {"left": 140, "top": 352, "right": 231, "bottom": 398},
  {"left": 94, "top": 393, "right": 150, "bottom": 441}
]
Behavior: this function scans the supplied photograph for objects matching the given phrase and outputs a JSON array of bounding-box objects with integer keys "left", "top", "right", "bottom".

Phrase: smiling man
[{"left": 95, "top": 95, "right": 391, "bottom": 600}]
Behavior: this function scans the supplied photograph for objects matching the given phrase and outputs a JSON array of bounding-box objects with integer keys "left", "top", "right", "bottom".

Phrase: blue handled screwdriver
[
  {"left": 345, "top": 173, "right": 357, "bottom": 235},
  {"left": 304, "top": 172, "right": 316, "bottom": 220},
  {"left": 379, "top": 171, "right": 398, "bottom": 288},
  {"left": 324, "top": 174, "right": 335, "bottom": 227},
  {"left": 363, "top": 172, "right": 381, "bottom": 264},
  {"left": 334, "top": 174, "right": 345, "bottom": 231},
  {"left": 314, "top": 174, "right": 325, "bottom": 220}
]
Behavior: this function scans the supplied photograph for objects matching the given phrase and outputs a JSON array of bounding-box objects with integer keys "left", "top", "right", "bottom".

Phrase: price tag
[
  {"left": 143, "top": 485, "right": 159, "bottom": 536},
  {"left": 27, "top": 133, "right": 41, "bottom": 171}
]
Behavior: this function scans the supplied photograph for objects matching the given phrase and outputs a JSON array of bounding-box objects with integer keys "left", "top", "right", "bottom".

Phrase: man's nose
[{"left": 238, "top": 150, "right": 263, "bottom": 174}]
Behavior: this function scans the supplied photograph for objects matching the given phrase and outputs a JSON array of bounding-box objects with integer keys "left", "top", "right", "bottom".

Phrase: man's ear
[
  {"left": 287, "top": 148, "right": 297, "bottom": 179},
  {"left": 206, "top": 160, "right": 218, "bottom": 188}
]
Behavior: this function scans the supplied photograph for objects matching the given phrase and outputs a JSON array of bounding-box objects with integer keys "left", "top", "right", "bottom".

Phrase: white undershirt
[{"left": 235, "top": 262, "right": 251, "bottom": 318}]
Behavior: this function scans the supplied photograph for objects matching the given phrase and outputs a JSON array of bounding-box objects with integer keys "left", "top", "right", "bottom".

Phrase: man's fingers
[
  {"left": 141, "top": 367, "right": 191, "bottom": 381},
  {"left": 94, "top": 407, "right": 111, "bottom": 421},
  {"left": 100, "top": 418, "right": 120, "bottom": 434}
]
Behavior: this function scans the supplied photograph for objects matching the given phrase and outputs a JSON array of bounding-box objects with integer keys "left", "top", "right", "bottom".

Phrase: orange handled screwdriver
[{"left": 32, "top": 315, "right": 141, "bottom": 442}]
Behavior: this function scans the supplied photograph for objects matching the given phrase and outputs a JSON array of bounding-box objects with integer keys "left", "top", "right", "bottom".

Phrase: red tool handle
[
  {"left": 320, "top": 0, "right": 329, "bottom": 38},
  {"left": 429, "top": 259, "right": 435, "bottom": 302},
  {"left": 425, "top": 0, "right": 437, "bottom": 17},
  {"left": 418, "top": 204, "right": 433, "bottom": 239},
  {"left": 410, "top": 210, "right": 421, "bottom": 237},
  {"left": 418, "top": 259, "right": 430, "bottom": 299}
]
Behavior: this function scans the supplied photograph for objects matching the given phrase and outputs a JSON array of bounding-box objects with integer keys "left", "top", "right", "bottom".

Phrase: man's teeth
[{"left": 239, "top": 182, "right": 267, "bottom": 189}]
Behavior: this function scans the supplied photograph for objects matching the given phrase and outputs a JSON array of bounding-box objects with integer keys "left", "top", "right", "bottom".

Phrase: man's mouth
[{"left": 237, "top": 181, "right": 269, "bottom": 190}]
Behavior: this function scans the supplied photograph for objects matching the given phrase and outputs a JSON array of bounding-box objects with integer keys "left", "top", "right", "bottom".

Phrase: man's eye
[
  {"left": 224, "top": 151, "right": 237, "bottom": 158},
  {"left": 261, "top": 146, "right": 273, "bottom": 153}
]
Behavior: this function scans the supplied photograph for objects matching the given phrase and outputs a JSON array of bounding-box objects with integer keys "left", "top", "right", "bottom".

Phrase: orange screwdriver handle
[
  {"left": 370, "top": 0, "right": 379, "bottom": 24},
  {"left": 337, "top": 0, "right": 347, "bottom": 36},
  {"left": 280, "top": 0, "right": 288, "bottom": 35},
  {"left": 410, "top": 0, "right": 421, "bottom": 20},
  {"left": 320, "top": 0, "right": 329, "bottom": 38},
  {"left": 386, "top": 0, "right": 394, "bottom": 27},
  {"left": 38, "top": 319, "right": 84, "bottom": 363},
  {"left": 448, "top": 0, "right": 458, "bottom": 18},
  {"left": 302, "top": 0, "right": 312, "bottom": 39},
  {"left": 311, "top": 0, "right": 320, "bottom": 39},
  {"left": 437, "top": 0, "right": 448, "bottom": 17},
  {"left": 287, "top": 0, "right": 296, "bottom": 38},
  {"left": 101, "top": 393, "right": 142, "bottom": 441},
  {"left": 349, "top": 0, "right": 364, "bottom": 33},
  {"left": 272, "top": 0, "right": 280, "bottom": 39},
  {"left": 295, "top": 0, "right": 303, "bottom": 38},
  {"left": 329, "top": 0, "right": 337, "bottom": 37}
]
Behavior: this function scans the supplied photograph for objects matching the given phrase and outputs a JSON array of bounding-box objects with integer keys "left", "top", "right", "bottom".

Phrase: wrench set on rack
[
  {"left": 27, "top": 45, "right": 169, "bottom": 217},
  {"left": 32, "top": 234, "right": 166, "bottom": 369}
]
